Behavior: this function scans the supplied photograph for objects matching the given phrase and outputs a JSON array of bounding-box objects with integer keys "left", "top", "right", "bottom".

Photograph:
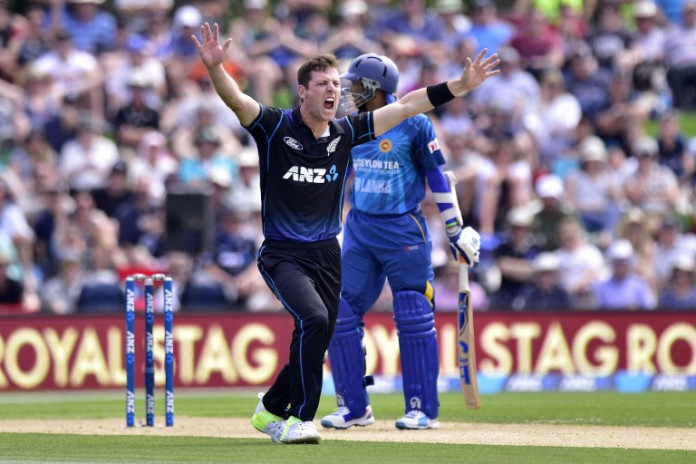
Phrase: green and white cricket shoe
[
  {"left": 280, "top": 416, "right": 322, "bottom": 444},
  {"left": 321, "top": 405, "right": 375, "bottom": 429},
  {"left": 251, "top": 393, "right": 285, "bottom": 443},
  {"left": 395, "top": 410, "right": 440, "bottom": 430}
]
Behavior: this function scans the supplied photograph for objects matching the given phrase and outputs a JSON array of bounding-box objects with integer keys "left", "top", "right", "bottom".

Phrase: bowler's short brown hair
[{"left": 297, "top": 54, "right": 340, "bottom": 88}]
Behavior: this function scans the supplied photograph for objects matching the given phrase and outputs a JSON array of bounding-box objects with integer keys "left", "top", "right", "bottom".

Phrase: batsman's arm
[
  {"left": 435, "top": 170, "right": 480, "bottom": 267},
  {"left": 372, "top": 49, "right": 499, "bottom": 136},
  {"left": 191, "top": 23, "right": 260, "bottom": 127}
]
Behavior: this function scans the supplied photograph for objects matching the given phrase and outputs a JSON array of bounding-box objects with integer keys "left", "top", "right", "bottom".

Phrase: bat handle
[{"left": 459, "top": 264, "right": 470, "bottom": 292}]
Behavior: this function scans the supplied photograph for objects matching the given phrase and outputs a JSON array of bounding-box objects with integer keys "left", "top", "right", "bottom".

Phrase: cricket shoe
[
  {"left": 251, "top": 393, "right": 286, "bottom": 443},
  {"left": 395, "top": 410, "right": 440, "bottom": 430},
  {"left": 280, "top": 416, "right": 322, "bottom": 444},
  {"left": 321, "top": 406, "right": 375, "bottom": 429}
]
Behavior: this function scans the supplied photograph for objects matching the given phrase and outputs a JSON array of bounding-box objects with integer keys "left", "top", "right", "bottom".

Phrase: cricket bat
[
  {"left": 457, "top": 265, "right": 480, "bottom": 409},
  {"left": 443, "top": 171, "right": 480, "bottom": 409}
]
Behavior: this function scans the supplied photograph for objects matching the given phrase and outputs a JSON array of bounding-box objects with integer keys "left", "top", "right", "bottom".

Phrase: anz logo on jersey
[{"left": 283, "top": 164, "right": 339, "bottom": 183}]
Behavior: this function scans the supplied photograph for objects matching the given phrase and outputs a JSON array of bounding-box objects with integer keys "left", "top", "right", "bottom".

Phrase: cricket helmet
[{"left": 341, "top": 53, "right": 399, "bottom": 109}]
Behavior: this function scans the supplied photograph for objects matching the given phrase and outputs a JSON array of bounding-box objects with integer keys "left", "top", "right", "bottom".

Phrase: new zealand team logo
[
  {"left": 379, "top": 139, "right": 392, "bottom": 153},
  {"left": 284, "top": 137, "right": 303, "bottom": 150},
  {"left": 326, "top": 136, "right": 341, "bottom": 156}
]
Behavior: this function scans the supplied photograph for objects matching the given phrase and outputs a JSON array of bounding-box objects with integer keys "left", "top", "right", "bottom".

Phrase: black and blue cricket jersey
[{"left": 244, "top": 105, "right": 375, "bottom": 242}]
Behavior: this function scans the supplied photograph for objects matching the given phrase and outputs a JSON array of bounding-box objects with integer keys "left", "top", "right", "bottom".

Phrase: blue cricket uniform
[
  {"left": 327, "top": 112, "right": 446, "bottom": 422},
  {"left": 343, "top": 113, "right": 445, "bottom": 309}
]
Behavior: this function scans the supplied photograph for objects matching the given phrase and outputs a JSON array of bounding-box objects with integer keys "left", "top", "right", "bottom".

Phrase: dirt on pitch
[{"left": 0, "top": 418, "right": 694, "bottom": 450}]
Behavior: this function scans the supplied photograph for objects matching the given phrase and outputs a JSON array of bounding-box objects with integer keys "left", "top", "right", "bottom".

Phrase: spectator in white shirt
[
  {"left": 59, "top": 115, "right": 119, "bottom": 191},
  {"left": 554, "top": 216, "right": 607, "bottom": 308},
  {"left": 594, "top": 239, "right": 656, "bottom": 309}
]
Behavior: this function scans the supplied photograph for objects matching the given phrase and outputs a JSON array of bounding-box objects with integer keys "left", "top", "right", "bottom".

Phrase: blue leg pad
[
  {"left": 393, "top": 290, "right": 439, "bottom": 419},
  {"left": 327, "top": 298, "right": 370, "bottom": 413}
]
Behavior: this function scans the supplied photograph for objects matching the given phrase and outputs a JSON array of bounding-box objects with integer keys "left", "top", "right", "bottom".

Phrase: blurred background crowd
[{"left": 0, "top": 0, "right": 696, "bottom": 315}]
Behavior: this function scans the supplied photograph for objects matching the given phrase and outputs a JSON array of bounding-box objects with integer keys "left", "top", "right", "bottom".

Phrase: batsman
[{"left": 322, "top": 54, "right": 481, "bottom": 431}]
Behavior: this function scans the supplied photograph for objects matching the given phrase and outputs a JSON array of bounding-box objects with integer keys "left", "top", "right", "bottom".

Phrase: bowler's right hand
[{"left": 190, "top": 22, "right": 231, "bottom": 69}]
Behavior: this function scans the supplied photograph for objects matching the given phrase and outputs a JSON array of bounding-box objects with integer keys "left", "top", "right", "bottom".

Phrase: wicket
[{"left": 125, "top": 273, "right": 174, "bottom": 427}]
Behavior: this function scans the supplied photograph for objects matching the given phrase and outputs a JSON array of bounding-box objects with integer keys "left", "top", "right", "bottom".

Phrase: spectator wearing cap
[
  {"left": 464, "top": 0, "right": 516, "bottom": 54},
  {"left": 434, "top": 260, "right": 489, "bottom": 312},
  {"left": 129, "top": 130, "right": 177, "bottom": 204},
  {"left": 628, "top": 1, "right": 666, "bottom": 67},
  {"left": 658, "top": 253, "right": 696, "bottom": 309},
  {"left": 508, "top": 6, "right": 564, "bottom": 80},
  {"left": 653, "top": 213, "right": 696, "bottom": 285},
  {"left": 104, "top": 34, "right": 168, "bottom": 118},
  {"left": 322, "top": 0, "right": 383, "bottom": 61},
  {"left": 46, "top": 0, "right": 117, "bottom": 55},
  {"left": 178, "top": 127, "right": 238, "bottom": 189},
  {"left": 15, "top": 3, "right": 52, "bottom": 69},
  {"left": 11, "top": 128, "right": 58, "bottom": 199},
  {"left": 594, "top": 239, "right": 656, "bottom": 309},
  {"left": 113, "top": 173, "right": 164, "bottom": 258},
  {"left": 376, "top": 0, "right": 446, "bottom": 58},
  {"left": 491, "top": 206, "right": 541, "bottom": 309},
  {"left": 656, "top": 110, "right": 693, "bottom": 183},
  {"left": 475, "top": 135, "right": 534, "bottom": 237},
  {"left": 553, "top": 216, "right": 606, "bottom": 308},
  {"left": 565, "top": 136, "right": 624, "bottom": 240},
  {"left": 113, "top": 68, "right": 161, "bottom": 152},
  {"left": 159, "top": 5, "right": 205, "bottom": 98},
  {"left": 564, "top": 43, "right": 612, "bottom": 123},
  {"left": 531, "top": 174, "right": 577, "bottom": 251},
  {"left": 59, "top": 113, "right": 119, "bottom": 191},
  {"left": 112, "top": 0, "right": 173, "bottom": 34},
  {"left": 595, "top": 71, "right": 652, "bottom": 156},
  {"left": 470, "top": 45, "right": 540, "bottom": 121},
  {"left": 17, "top": 65, "right": 66, "bottom": 152},
  {"left": 228, "top": 0, "right": 288, "bottom": 106},
  {"left": 32, "top": 29, "right": 104, "bottom": 118},
  {"left": 39, "top": 250, "right": 86, "bottom": 314},
  {"left": 91, "top": 160, "right": 134, "bottom": 218},
  {"left": 624, "top": 135, "right": 680, "bottom": 217},
  {"left": 31, "top": 179, "right": 74, "bottom": 278},
  {"left": 524, "top": 67, "right": 582, "bottom": 167},
  {"left": 663, "top": 1, "right": 696, "bottom": 109},
  {"left": 512, "top": 252, "right": 572, "bottom": 310},
  {"left": 585, "top": 0, "right": 634, "bottom": 72},
  {"left": 556, "top": 2, "right": 591, "bottom": 66},
  {"left": 167, "top": 96, "right": 243, "bottom": 161},
  {"left": 236, "top": 1, "right": 318, "bottom": 105},
  {"left": 228, "top": 146, "right": 262, "bottom": 216},
  {"left": 434, "top": 0, "right": 472, "bottom": 54},
  {"left": 199, "top": 204, "right": 260, "bottom": 311},
  {"left": 615, "top": 206, "right": 659, "bottom": 293}
]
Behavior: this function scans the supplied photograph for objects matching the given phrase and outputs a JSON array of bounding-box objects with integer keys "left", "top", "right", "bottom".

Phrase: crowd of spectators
[{"left": 0, "top": 0, "right": 696, "bottom": 315}]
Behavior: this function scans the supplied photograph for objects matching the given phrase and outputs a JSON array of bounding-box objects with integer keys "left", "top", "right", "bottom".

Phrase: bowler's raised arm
[
  {"left": 191, "top": 22, "right": 260, "bottom": 126},
  {"left": 372, "top": 49, "right": 499, "bottom": 137}
]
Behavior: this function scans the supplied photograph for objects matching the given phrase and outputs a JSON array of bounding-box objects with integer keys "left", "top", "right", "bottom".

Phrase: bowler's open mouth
[{"left": 324, "top": 97, "right": 335, "bottom": 110}]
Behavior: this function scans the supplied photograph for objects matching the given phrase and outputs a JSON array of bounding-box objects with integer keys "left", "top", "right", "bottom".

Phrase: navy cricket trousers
[{"left": 257, "top": 238, "right": 341, "bottom": 421}]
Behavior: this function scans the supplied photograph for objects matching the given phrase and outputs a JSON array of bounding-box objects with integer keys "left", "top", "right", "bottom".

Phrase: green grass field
[{"left": 0, "top": 390, "right": 695, "bottom": 463}]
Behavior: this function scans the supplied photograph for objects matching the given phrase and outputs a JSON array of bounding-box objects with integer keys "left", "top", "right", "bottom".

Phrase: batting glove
[{"left": 447, "top": 226, "right": 481, "bottom": 267}]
